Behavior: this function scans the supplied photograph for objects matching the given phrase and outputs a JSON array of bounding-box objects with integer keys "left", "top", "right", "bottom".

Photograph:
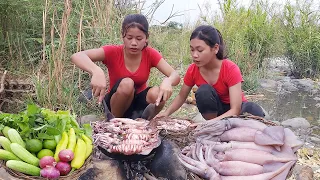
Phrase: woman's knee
[
  {"left": 241, "top": 102, "right": 265, "bottom": 117},
  {"left": 195, "top": 85, "right": 220, "bottom": 114},
  {"left": 146, "top": 87, "right": 159, "bottom": 103},
  {"left": 195, "top": 84, "right": 218, "bottom": 103},
  {"left": 117, "top": 78, "right": 135, "bottom": 96}
]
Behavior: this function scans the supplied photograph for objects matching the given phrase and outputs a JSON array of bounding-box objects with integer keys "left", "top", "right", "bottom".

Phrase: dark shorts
[
  {"left": 195, "top": 84, "right": 265, "bottom": 117},
  {"left": 104, "top": 78, "right": 151, "bottom": 119}
]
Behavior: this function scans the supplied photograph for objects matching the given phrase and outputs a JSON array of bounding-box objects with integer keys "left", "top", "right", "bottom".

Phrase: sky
[
  {"left": 142, "top": 0, "right": 219, "bottom": 24},
  {"left": 140, "top": 0, "right": 312, "bottom": 25}
]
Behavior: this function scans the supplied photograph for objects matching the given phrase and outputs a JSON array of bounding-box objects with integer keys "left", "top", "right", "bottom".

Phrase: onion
[
  {"left": 55, "top": 161, "right": 71, "bottom": 176},
  {"left": 58, "top": 149, "right": 74, "bottom": 162},
  {"left": 39, "top": 156, "right": 56, "bottom": 169},
  {"left": 40, "top": 166, "right": 60, "bottom": 179}
]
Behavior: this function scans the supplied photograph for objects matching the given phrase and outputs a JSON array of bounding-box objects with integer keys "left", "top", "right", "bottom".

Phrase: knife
[{"left": 102, "top": 99, "right": 115, "bottom": 121}]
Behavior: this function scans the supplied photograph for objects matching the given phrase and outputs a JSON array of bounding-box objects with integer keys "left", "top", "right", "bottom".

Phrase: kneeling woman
[
  {"left": 71, "top": 14, "right": 180, "bottom": 119},
  {"left": 159, "top": 25, "right": 264, "bottom": 120}
]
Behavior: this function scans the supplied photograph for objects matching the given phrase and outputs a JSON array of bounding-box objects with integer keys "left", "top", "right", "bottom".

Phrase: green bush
[{"left": 282, "top": 1, "right": 320, "bottom": 78}]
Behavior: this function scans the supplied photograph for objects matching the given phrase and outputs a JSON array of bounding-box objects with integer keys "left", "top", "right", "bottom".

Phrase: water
[{"left": 255, "top": 89, "right": 320, "bottom": 127}]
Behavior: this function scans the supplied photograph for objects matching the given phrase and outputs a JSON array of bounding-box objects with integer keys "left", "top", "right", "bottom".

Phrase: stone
[
  {"left": 78, "top": 158, "right": 125, "bottom": 180},
  {"left": 281, "top": 81, "right": 299, "bottom": 92},
  {"left": 313, "top": 97, "right": 320, "bottom": 101},
  {"left": 291, "top": 79, "right": 315, "bottom": 92},
  {"left": 311, "top": 89, "right": 318, "bottom": 95},
  {"left": 79, "top": 114, "right": 101, "bottom": 125},
  {"left": 293, "top": 164, "right": 314, "bottom": 180},
  {"left": 259, "top": 79, "right": 277, "bottom": 90},
  {"left": 192, "top": 113, "right": 206, "bottom": 123},
  {"left": 281, "top": 117, "right": 311, "bottom": 129},
  {"left": 267, "top": 57, "right": 292, "bottom": 73},
  {"left": 310, "top": 136, "right": 320, "bottom": 144}
]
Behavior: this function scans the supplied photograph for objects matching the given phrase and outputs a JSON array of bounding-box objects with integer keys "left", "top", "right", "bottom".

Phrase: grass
[{"left": 0, "top": 0, "right": 319, "bottom": 117}]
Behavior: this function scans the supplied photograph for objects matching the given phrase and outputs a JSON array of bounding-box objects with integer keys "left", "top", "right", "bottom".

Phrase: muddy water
[{"left": 255, "top": 89, "right": 320, "bottom": 127}]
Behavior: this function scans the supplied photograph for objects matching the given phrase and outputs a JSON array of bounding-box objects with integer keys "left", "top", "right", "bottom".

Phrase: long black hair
[
  {"left": 190, "top": 25, "right": 226, "bottom": 60},
  {"left": 122, "top": 14, "right": 149, "bottom": 39}
]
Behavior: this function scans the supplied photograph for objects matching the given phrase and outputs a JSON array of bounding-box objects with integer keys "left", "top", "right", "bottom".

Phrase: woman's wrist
[
  {"left": 91, "top": 65, "right": 103, "bottom": 76},
  {"left": 163, "top": 77, "right": 173, "bottom": 86}
]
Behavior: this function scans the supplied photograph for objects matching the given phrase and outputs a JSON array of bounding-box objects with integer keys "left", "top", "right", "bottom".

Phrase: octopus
[
  {"left": 178, "top": 117, "right": 303, "bottom": 179},
  {"left": 92, "top": 117, "right": 161, "bottom": 156},
  {"left": 151, "top": 116, "right": 192, "bottom": 132},
  {"left": 93, "top": 101, "right": 194, "bottom": 156}
]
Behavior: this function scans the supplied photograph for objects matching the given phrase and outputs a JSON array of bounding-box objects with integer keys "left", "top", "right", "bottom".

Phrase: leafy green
[
  {"left": 0, "top": 103, "right": 90, "bottom": 141},
  {"left": 82, "top": 124, "right": 92, "bottom": 138}
]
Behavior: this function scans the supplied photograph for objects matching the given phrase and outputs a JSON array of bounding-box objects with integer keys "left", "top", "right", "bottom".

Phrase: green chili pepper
[
  {"left": 81, "top": 134, "right": 92, "bottom": 159},
  {"left": 67, "top": 128, "right": 76, "bottom": 152},
  {"left": 71, "top": 138, "right": 86, "bottom": 169},
  {"left": 54, "top": 131, "right": 68, "bottom": 161}
]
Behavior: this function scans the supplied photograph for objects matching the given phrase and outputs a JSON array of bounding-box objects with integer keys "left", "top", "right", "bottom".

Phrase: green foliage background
[{"left": 0, "top": 0, "right": 319, "bottom": 115}]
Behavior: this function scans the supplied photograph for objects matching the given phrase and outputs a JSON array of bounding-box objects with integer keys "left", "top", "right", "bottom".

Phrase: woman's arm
[
  {"left": 211, "top": 82, "right": 242, "bottom": 120},
  {"left": 71, "top": 48, "right": 107, "bottom": 103},
  {"left": 161, "top": 84, "right": 192, "bottom": 116},
  {"left": 156, "top": 58, "right": 180, "bottom": 85},
  {"left": 155, "top": 58, "right": 181, "bottom": 105},
  {"left": 71, "top": 48, "right": 105, "bottom": 75}
]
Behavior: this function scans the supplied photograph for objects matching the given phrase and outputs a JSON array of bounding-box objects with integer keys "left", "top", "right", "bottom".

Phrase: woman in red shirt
[
  {"left": 71, "top": 14, "right": 180, "bottom": 119},
  {"left": 159, "top": 25, "right": 264, "bottom": 120}
]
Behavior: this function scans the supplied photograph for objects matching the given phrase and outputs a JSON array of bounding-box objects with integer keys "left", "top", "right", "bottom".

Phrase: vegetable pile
[{"left": 0, "top": 104, "right": 92, "bottom": 179}]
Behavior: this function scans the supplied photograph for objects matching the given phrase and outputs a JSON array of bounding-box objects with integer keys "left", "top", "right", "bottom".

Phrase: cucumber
[
  {"left": 2, "top": 126, "right": 12, "bottom": 139},
  {"left": 10, "top": 143, "right": 39, "bottom": 167},
  {"left": 0, "top": 149, "right": 21, "bottom": 161},
  {"left": 6, "top": 160, "right": 40, "bottom": 176},
  {"left": 7, "top": 129, "right": 26, "bottom": 148},
  {"left": 0, "top": 136, "right": 12, "bottom": 152}
]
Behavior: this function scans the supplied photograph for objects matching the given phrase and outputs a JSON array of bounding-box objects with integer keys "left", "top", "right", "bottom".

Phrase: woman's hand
[
  {"left": 90, "top": 67, "right": 107, "bottom": 103},
  {"left": 156, "top": 77, "right": 173, "bottom": 106},
  {"left": 155, "top": 111, "right": 169, "bottom": 118}
]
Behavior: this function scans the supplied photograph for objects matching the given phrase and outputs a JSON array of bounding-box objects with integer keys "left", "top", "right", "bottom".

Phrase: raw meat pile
[
  {"left": 92, "top": 118, "right": 161, "bottom": 155},
  {"left": 154, "top": 117, "right": 192, "bottom": 132}
]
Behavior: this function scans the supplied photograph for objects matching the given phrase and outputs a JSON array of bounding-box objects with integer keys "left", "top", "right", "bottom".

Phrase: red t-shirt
[
  {"left": 184, "top": 59, "right": 247, "bottom": 104},
  {"left": 102, "top": 45, "right": 162, "bottom": 93}
]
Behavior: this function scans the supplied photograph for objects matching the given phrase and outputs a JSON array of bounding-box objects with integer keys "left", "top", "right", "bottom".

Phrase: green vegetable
[
  {"left": 0, "top": 136, "right": 12, "bottom": 152},
  {"left": 82, "top": 124, "right": 92, "bottom": 138},
  {"left": 54, "top": 131, "right": 68, "bottom": 161},
  {"left": 26, "top": 139, "right": 43, "bottom": 153},
  {"left": 6, "top": 160, "right": 40, "bottom": 176},
  {"left": 43, "top": 139, "right": 57, "bottom": 151},
  {"left": 67, "top": 128, "right": 76, "bottom": 152},
  {"left": 8, "top": 129, "right": 25, "bottom": 148},
  {"left": 2, "top": 126, "right": 12, "bottom": 139},
  {"left": 0, "top": 149, "right": 21, "bottom": 161},
  {"left": 81, "top": 134, "right": 92, "bottom": 159},
  {"left": 71, "top": 138, "right": 86, "bottom": 169},
  {"left": 54, "top": 135, "right": 61, "bottom": 144},
  {"left": 0, "top": 104, "right": 85, "bottom": 141},
  {"left": 10, "top": 143, "right": 39, "bottom": 167}
]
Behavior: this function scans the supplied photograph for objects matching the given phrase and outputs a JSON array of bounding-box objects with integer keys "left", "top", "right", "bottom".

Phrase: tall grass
[
  {"left": 0, "top": 0, "right": 319, "bottom": 115},
  {"left": 282, "top": 0, "right": 320, "bottom": 78},
  {"left": 214, "top": 0, "right": 285, "bottom": 92},
  {"left": 32, "top": 0, "right": 134, "bottom": 114}
]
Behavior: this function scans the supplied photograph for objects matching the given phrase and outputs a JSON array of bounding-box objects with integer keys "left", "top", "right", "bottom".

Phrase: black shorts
[
  {"left": 104, "top": 78, "right": 151, "bottom": 119},
  {"left": 195, "top": 84, "right": 265, "bottom": 117}
]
